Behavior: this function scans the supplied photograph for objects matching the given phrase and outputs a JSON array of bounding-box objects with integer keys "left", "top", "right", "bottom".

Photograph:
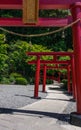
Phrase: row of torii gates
[
  {"left": 27, "top": 52, "right": 75, "bottom": 98},
  {"left": 0, "top": 0, "right": 81, "bottom": 126}
]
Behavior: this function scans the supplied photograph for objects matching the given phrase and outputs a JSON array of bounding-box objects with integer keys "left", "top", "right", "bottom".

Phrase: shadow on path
[
  {"left": 15, "top": 94, "right": 75, "bottom": 102},
  {"left": 0, "top": 108, "right": 70, "bottom": 123}
]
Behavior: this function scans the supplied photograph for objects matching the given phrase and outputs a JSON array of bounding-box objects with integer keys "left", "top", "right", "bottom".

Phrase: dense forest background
[{"left": 0, "top": 9, "right": 73, "bottom": 85}]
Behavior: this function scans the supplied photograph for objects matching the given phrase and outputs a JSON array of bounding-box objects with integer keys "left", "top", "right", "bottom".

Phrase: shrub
[
  {"left": 15, "top": 77, "right": 28, "bottom": 85},
  {"left": 46, "top": 79, "right": 53, "bottom": 84},
  {"left": 1, "top": 77, "right": 10, "bottom": 84},
  {"left": 9, "top": 73, "right": 28, "bottom": 85},
  {"left": 9, "top": 73, "right": 22, "bottom": 84},
  {"left": 9, "top": 76, "right": 15, "bottom": 84},
  {"left": 10, "top": 73, "right": 22, "bottom": 79}
]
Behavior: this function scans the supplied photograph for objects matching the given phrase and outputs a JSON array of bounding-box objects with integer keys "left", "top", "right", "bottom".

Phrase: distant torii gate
[
  {"left": 41, "top": 65, "right": 71, "bottom": 94},
  {"left": 0, "top": 0, "right": 81, "bottom": 126}
]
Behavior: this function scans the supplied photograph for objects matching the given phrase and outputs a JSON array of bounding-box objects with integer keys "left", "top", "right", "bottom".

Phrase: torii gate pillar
[
  {"left": 71, "top": 55, "right": 76, "bottom": 99},
  {"left": 67, "top": 65, "right": 71, "bottom": 93},
  {"left": 42, "top": 64, "right": 47, "bottom": 92},
  {"left": 34, "top": 56, "right": 40, "bottom": 98},
  {"left": 70, "top": 2, "right": 81, "bottom": 126},
  {"left": 71, "top": 2, "right": 81, "bottom": 114}
]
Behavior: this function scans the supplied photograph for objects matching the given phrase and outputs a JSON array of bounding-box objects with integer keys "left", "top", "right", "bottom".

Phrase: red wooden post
[
  {"left": 67, "top": 65, "right": 71, "bottom": 93},
  {"left": 53, "top": 55, "right": 58, "bottom": 67},
  {"left": 34, "top": 56, "right": 40, "bottom": 98},
  {"left": 71, "top": 55, "right": 76, "bottom": 99},
  {"left": 71, "top": 2, "right": 81, "bottom": 114},
  {"left": 42, "top": 64, "right": 47, "bottom": 92}
]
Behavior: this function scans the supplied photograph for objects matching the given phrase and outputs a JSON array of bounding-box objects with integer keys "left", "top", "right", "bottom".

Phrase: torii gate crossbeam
[
  {"left": 0, "top": 0, "right": 81, "bottom": 9},
  {"left": 0, "top": 17, "right": 72, "bottom": 27}
]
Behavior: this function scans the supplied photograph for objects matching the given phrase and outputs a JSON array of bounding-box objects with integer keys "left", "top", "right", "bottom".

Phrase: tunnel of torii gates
[
  {"left": 31, "top": 59, "right": 72, "bottom": 94},
  {"left": 26, "top": 52, "right": 75, "bottom": 98},
  {"left": 1, "top": 0, "right": 81, "bottom": 116},
  {"left": 41, "top": 65, "right": 71, "bottom": 93}
]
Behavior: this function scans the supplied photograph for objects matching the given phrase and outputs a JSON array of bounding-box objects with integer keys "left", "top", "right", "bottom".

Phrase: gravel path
[{"left": 0, "top": 84, "right": 47, "bottom": 109}]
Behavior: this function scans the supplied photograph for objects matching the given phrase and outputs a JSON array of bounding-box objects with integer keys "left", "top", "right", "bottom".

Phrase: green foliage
[
  {"left": 0, "top": 34, "right": 5, "bottom": 44},
  {"left": 61, "top": 79, "right": 67, "bottom": 90},
  {"left": 7, "top": 38, "right": 52, "bottom": 84},
  {"left": 0, "top": 77, "right": 10, "bottom": 84},
  {"left": 57, "top": 54, "right": 70, "bottom": 74},
  {"left": 9, "top": 72, "right": 28, "bottom": 85},
  {"left": 46, "top": 79, "right": 53, "bottom": 84},
  {"left": 53, "top": 40, "right": 67, "bottom": 51},
  {"left": 0, "top": 34, "right": 9, "bottom": 81},
  {"left": 39, "top": 9, "right": 68, "bottom": 18},
  {"left": 9, "top": 76, "right": 15, "bottom": 84},
  {"left": 59, "top": 69, "right": 67, "bottom": 74},
  {"left": 59, "top": 56, "right": 70, "bottom": 61},
  {"left": 15, "top": 77, "right": 28, "bottom": 85},
  {"left": 47, "top": 69, "right": 54, "bottom": 76},
  {"left": 8, "top": 40, "right": 52, "bottom": 76},
  {"left": 10, "top": 73, "right": 22, "bottom": 79},
  {"left": 0, "top": 10, "right": 22, "bottom": 18},
  {"left": 27, "top": 43, "right": 52, "bottom": 61}
]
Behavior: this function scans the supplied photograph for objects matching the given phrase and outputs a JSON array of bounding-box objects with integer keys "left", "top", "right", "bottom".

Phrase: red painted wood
[
  {"left": 53, "top": 55, "right": 58, "bottom": 67},
  {"left": 42, "top": 65, "right": 47, "bottom": 92},
  {"left": 67, "top": 65, "right": 71, "bottom": 93},
  {"left": 27, "top": 52, "right": 73, "bottom": 56},
  {"left": 0, "top": 0, "right": 80, "bottom": 9},
  {"left": 34, "top": 56, "right": 40, "bottom": 98},
  {"left": 71, "top": 55, "right": 76, "bottom": 99},
  {"left": 40, "top": 0, "right": 81, "bottom": 9},
  {"left": 0, "top": 17, "right": 72, "bottom": 27},
  {"left": 28, "top": 60, "right": 70, "bottom": 65},
  {"left": 41, "top": 66, "right": 68, "bottom": 70},
  {"left": 71, "top": 3, "right": 81, "bottom": 114}
]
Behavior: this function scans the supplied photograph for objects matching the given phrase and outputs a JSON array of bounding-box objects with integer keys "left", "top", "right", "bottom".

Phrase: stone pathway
[{"left": 0, "top": 84, "right": 80, "bottom": 130}]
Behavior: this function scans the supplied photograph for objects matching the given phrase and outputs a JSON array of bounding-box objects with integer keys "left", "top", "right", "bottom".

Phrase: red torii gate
[
  {"left": 41, "top": 65, "right": 71, "bottom": 94},
  {"left": 0, "top": 0, "right": 81, "bottom": 126},
  {"left": 26, "top": 52, "right": 75, "bottom": 98}
]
